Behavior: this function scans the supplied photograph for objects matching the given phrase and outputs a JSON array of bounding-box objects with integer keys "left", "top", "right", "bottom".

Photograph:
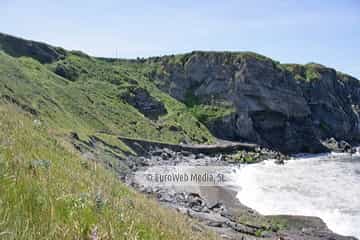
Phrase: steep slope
[
  {"left": 0, "top": 104, "right": 216, "bottom": 240},
  {"left": 144, "top": 51, "right": 360, "bottom": 153},
  {"left": 0, "top": 33, "right": 221, "bottom": 239},
  {"left": 284, "top": 63, "right": 360, "bottom": 140},
  {"left": 0, "top": 33, "right": 214, "bottom": 146}
]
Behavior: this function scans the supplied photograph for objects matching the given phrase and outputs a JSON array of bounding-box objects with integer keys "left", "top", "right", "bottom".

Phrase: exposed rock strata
[{"left": 147, "top": 52, "right": 360, "bottom": 153}]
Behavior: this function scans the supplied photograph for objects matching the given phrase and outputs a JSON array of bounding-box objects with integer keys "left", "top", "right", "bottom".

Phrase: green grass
[
  {"left": 229, "top": 151, "right": 258, "bottom": 164},
  {"left": 0, "top": 45, "right": 219, "bottom": 239},
  {"left": 305, "top": 64, "right": 322, "bottom": 82},
  {"left": 283, "top": 63, "right": 323, "bottom": 82},
  {"left": 0, "top": 104, "right": 217, "bottom": 240},
  {"left": 0, "top": 50, "right": 215, "bottom": 144},
  {"left": 188, "top": 104, "right": 235, "bottom": 124}
]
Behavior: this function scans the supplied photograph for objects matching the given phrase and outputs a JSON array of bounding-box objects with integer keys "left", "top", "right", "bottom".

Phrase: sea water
[{"left": 233, "top": 152, "right": 360, "bottom": 239}]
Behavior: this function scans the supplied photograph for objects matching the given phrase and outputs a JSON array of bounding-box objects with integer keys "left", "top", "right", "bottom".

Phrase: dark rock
[
  {"left": 275, "top": 159, "right": 285, "bottom": 165},
  {"left": 70, "top": 131, "right": 80, "bottom": 140},
  {"left": 181, "top": 150, "right": 192, "bottom": 156},
  {"left": 169, "top": 125, "right": 181, "bottom": 131},
  {"left": 54, "top": 61, "right": 80, "bottom": 81},
  {"left": 208, "top": 202, "right": 223, "bottom": 210},
  {"left": 1, "top": 95, "right": 39, "bottom": 116},
  {"left": 88, "top": 137, "right": 96, "bottom": 148},
  {"left": 148, "top": 52, "right": 360, "bottom": 154},
  {"left": 207, "top": 221, "right": 224, "bottom": 228},
  {"left": 188, "top": 210, "right": 228, "bottom": 226},
  {"left": 323, "top": 137, "right": 340, "bottom": 151},
  {"left": 119, "top": 87, "right": 167, "bottom": 120},
  {"left": 151, "top": 149, "right": 163, "bottom": 156},
  {"left": 323, "top": 138, "right": 354, "bottom": 153},
  {"left": 339, "top": 140, "right": 352, "bottom": 153},
  {"left": 196, "top": 153, "right": 206, "bottom": 159},
  {"left": 0, "top": 33, "right": 66, "bottom": 63},
  {"left": 225, "top": 221, "right": 257, "bottom": 235},
  {"left": 174, "top": 192, "right": 186, "bottom": 202},
  {"left": 161, "top": 152, "right": 171, "bottom": 160},
  {"left": 187, "top": 193, "right": 204, "bottom": 209}
]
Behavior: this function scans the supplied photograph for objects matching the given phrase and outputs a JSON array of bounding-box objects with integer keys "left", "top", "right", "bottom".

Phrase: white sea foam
[{"left": 233, "top": 153, "right": 360, "bottom": 239}]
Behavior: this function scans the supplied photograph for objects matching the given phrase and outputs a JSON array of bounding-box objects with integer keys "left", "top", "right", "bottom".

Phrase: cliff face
[
  {"left": 147, "top": 51, "right": 360, "bottom": 153},
  {"left": 1, "top": 31, "right": 359, "bottom": 154}
]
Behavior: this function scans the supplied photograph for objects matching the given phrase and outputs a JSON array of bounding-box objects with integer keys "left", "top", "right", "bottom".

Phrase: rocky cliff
[
  {"left": 146, "top": 51, "right": 360, "bottom": 153},
  {"left": 1, "top": 32, "right": 359, "bottom": 154}
]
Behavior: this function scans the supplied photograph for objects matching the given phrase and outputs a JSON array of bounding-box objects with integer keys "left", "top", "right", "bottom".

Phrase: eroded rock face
[
  {"left": 296, "top": 66, "right": 360, "bottom": 141},
  {"left": 147, "top": 52, "right": 360, "bottom": 153},
  {"left": 120, "top": 87, "right": 167, "bottom": 120}
]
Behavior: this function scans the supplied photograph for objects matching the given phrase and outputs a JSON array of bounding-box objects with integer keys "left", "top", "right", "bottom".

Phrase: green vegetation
[
  {"left": 305, "top": 64, "right": 322, "bottom": 82},
  {"left": 0, "top": 104, "right": 216, "bottom": 240},
  {"left": 184, "top": 88, "right": 235, "bottom": 124},
  {"left": 147, "top": 50, "right": 277, "bottom": 68},
  {"left": 0, "top": 49, "right": 214, "bottom": 144},
  {"left": 0, "top": 35, "right": 219, "bottom": 239},
  {"left": 189, "top": 104, "right": 235, "bottom": 124},
  {"left": 230, "top": 151, "right": 258, "bottom": 164},
  {"left": 283, "top": 63, "right": 324, "bottom": 82}
]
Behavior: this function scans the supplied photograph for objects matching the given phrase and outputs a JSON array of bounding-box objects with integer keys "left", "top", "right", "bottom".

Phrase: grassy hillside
[
  {"left": 0, "top": 33, "right": 219, "bottom": 239},
  {"left": 0, "top": 34, "right": 215, "bottom": 146},
  {"left": 2, "top": 32, "right": 358, "bottom": 239},
  {"left": 0, "top": 104, "right": 216, "bottom": 239}
]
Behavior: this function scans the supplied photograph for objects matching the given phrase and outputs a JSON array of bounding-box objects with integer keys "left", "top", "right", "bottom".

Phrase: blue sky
[{"left": 1, "top": 0, "right": 359, "bottom": 78}]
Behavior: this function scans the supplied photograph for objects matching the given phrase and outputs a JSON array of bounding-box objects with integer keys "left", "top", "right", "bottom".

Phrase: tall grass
[{"left": 0, "top": 104, "right": 216, "bottom": 240}]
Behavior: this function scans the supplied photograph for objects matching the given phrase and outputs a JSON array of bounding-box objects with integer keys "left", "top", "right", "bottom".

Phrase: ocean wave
[{"left": 233, "top": 154, "right": 360, "bottom": 238}]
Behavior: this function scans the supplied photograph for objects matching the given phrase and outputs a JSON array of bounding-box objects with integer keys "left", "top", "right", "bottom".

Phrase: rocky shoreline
[
  {"left": 124, "top": 147, "right": 357, "bottom": 240},
  {"left": 72, "top": 134, "right": 358, "bottom": 240}
]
